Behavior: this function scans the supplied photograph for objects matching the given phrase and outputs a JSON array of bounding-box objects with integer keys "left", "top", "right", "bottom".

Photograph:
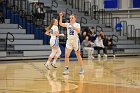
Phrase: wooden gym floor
[{"left": 0, "top": 56, "right": 140, "bottom": 93}]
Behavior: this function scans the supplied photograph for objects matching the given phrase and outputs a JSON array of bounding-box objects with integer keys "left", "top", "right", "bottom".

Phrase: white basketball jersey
[
  {"left": 50, "top": 25, "right": 59, "bottom": 39},
  {"left": 64, "top": 23, "right": 80, "bottom": 40}
]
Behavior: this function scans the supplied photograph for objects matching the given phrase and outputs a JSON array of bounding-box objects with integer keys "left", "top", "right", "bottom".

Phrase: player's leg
[
  {"left": 45, "top": 47, "right": 57, "bottom": 70},
  {"left": 75, "top": 51, "right": 84, "bottom": 74},
  {"left": 52, "top": 47, "right": 62, "bottom": 68},
  {"left": 63, "top": 48, "right": 72, "bottom": 74},
  {"left": 74, "top": 39, "right": 84, "bottom": 74}
]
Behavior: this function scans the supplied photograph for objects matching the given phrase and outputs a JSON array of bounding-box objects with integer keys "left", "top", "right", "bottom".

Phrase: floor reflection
[{"left": 0, "top": 56, "right": 140, "bottom": 93}]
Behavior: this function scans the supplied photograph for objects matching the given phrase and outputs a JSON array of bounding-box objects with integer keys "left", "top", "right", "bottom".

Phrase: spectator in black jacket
[
  {"left": 90, "top": 27, "right": 97, "bottom": 43},
  {"left": 80, "top": 31, "right": 87, "bottom": 43},
  {"left": 104, "top": 36, "right": 117, "bottom": 58},
  {"left": 0, "top": 13, "right": 5, "bottom": 23}
]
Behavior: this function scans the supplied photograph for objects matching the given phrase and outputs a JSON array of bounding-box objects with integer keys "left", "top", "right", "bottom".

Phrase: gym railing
[
  {"left": 5, "top": 32, "right": 15, "bottom": 51},
  {"left": 112, "top": 34, "right": 118, "bottom": 43},
  {"left": 66, "top": 8, "right": 72, "bottom": 18},
  {"left": 134, "top": 29, "right": 140, "bottom": 44},
  {"left": 127, "top": 25, "right": 135, "bottom": 40},
  {"left": 96, "top": 25, "right": 103, "bottom": 32},
  {"left": 112, "top": 17, "right": 120, "bottom": 27},
  {"left": 84, "top": 1, "right": 91, "bottom": 16},
  {"left": 120, "top": 21, "right": 128, "bottom": 36},
  {"left": 99, "top": 9, "right": 113, "bottom": 27},
  {"left": 51, "top": 0, "right": 58, "bottom": 8},
  {"left": 91, "top": 5, "right": 99, "bottom": 20},
  {"left": 80, "top": 17, "right": 87, "bottom": 26}
]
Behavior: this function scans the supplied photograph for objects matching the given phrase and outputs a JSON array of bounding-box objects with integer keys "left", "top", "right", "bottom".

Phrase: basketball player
[
  {"left": 44, "top": 19, "right": 64, "bottom": 70},
  {"left": 59, "top": 12, "right": 84, "bottom": 74}
]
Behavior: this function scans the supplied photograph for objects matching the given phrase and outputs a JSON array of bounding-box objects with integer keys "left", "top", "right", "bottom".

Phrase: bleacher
[{"left": 0, "top": 0, "right": 140, "bottom": 60}]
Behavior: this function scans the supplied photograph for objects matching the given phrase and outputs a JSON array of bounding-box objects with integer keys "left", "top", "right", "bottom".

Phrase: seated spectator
[
  {"left": 94, "top": 35, "right": 107, "bottom": 58},
  {"left": 0, "top": 13, "right": 5, "bottom": 23},
  {"left": 37, "top": 4, "right": 45, "bottom": 20},
  {"left": 82, "top": 36, "right": 94, "bottom": 59},
  {"left": 80, "top": 31, "right": 87, "bottom": 43},
  {"left": 83, "top": 27, "right": 91, "bottom": 36},
  {"left": 31, "top": 3, "right": 38, "bottom": 19},
  {"left": 90, "top": 27, "right": 97, "bottom": 43},
  {"left": 99, "top": 31, "right": 108, "bottom": 50},
  {"left": 104, "top": 36, "right": 117, "bottom": 58},
  {"left": 99, "top": 31, "right": 105, "bottom": 39}
]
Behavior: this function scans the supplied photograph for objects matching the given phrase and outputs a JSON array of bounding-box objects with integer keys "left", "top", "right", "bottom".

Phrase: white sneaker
[
  {"left": 91, "top": 56, "right": 95, "bottom": 59},
  {"left": 113, "top": 55, "right": 116, "bottom": 58},
  {"left": 79, "top": 68, "right": 84, "bottom": 74},
  {"left": 63, "top": 67, "right": 69, "bottom": 75},
  {"left": 98, "top": 54, "right": 101, "bottom": 58},
  {"left": 44, "top": 63, "right": 51, "bottom": 70},
  {"left": 51, "top": 63, "right": 57, "bottom": 68},
  {"left": 104, "top": 54, "right": 107, "bottom": 58}
]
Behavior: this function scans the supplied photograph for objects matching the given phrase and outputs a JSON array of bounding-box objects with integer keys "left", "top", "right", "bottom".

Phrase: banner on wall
[
  {"left": 104, "top": 0, "right": 118, "bottom": 9},
  {"left": 133, "top": 0, "right": 140, "bottom": 8}
]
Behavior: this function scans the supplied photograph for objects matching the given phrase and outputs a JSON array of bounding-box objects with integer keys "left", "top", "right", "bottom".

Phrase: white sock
[
  {"left": 52, "top": 60, "right": 56, "bottom": 65},
  {"left": 46, "top": 60, "right": 50, "bottom": 65}
]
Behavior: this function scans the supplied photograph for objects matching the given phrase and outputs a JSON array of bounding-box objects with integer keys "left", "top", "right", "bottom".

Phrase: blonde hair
[
  {"left": 45, "top": 19, "right": 56, "bottom": 33},
  {"left": 70, "top": 14, "right": 77, "bottom": 19},
  {"left": 45, "top": 19, "right": 56, "bottom": 36}
]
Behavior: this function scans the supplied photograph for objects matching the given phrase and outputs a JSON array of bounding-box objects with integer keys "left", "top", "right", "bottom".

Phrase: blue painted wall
[
  {"left": 104, "top": 0, "right": 118, "bottom": 9},
  {"left": 133, "top": 0, "right": 140, "bottom": 8}
]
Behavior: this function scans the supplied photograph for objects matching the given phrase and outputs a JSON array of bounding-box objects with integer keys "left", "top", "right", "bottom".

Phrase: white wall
[
  {"left": 97, "top": 0, "right": 104, "bottom": 9},
  {"left": 120, "top": 18, "right": 140, "bottom": 37},
  {"left": 121, "top": 18, "right": 140, "bottom": 29},
  {"left": 120, "top": 0, "right": 130, "bottom": 9}
]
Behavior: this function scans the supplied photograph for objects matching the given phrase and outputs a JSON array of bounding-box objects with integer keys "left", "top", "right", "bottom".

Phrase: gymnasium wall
[
  {"left": 120, "top": 18, "right": 140, "bottom": 29},
  {"left": 76, "top": 0, "right": 140, "bottom": 29}
]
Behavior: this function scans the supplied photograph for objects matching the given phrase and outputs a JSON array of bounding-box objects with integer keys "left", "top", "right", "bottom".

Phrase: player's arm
[
  {"left": 45, "top": 28, "right": 50, "bottom": 36},
  {"left": 73, "top": 26, "right": 80, "bottom": 33},
  {"left": 71, "top": 24, "right": 80, "bottom": 33},
  {"left": 59, "top": 12, "right": 66, "bottom": 27},
  {"left": 45, "top": 31, "right": 50, "bottom": 36},
  {"left": 54, "top": 31, "right": 64, "bottom": 37},
  {"left": 59, "top": 33, "right": 64, "bottom": 36}
]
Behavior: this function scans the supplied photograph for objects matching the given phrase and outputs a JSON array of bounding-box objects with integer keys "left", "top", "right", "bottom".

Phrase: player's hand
[
  {"left": 60, "top": 33, "right": 64, "bottom": 36},
  {"left": 59, "top": 11, "right": 64, "bottom": 17},
  {"left": 45, "top": 31, "right": 50, "bottom": 36}
]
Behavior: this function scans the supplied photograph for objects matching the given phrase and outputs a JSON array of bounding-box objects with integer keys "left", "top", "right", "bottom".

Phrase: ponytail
[{"left": 45, "top": 19, "right": 56, "bottom": 35}]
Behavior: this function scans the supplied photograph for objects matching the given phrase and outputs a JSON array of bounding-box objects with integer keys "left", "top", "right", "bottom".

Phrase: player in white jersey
[
  {"left": 59, "top": 12, "right": 84, "bottom": 74},
  {"left": 44, "top": 19, "right": 64, "bottom": 70}
]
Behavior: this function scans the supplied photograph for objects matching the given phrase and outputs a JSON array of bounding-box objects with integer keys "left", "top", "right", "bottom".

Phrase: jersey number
[{"left": 69, "top": 27, "right": 74, "bottom": 35}]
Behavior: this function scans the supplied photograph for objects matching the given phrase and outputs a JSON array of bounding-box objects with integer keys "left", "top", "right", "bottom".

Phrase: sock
[
  {"left": 52, "top": 59, "right": 56, "bottom": 65},
  {"left": 46, "top": 60, "right": 50, "bottom": 65},
  {"left": 65, "top": 66, "right": 69, "bottom": 69}
]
